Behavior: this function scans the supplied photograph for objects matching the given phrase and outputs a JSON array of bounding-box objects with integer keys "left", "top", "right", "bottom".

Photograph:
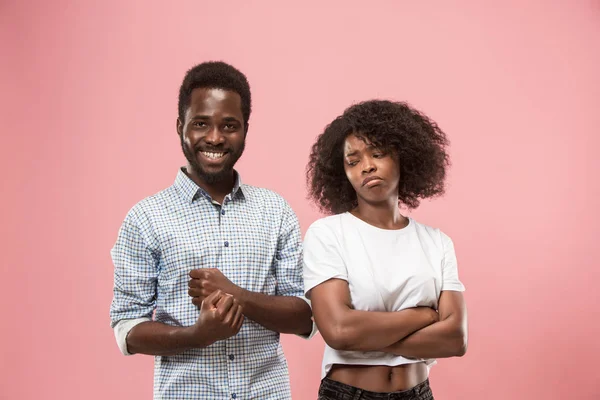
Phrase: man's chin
[{"left": 193, "top": 166, "right": 234, "bottom": 184}]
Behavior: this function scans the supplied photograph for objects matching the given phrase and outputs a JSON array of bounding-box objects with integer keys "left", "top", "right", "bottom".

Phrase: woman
[{"left": 304, "top": 100, "right": 467, "bottom": 400}]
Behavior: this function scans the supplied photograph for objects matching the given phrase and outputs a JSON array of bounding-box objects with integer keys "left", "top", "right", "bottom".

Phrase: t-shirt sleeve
[
  {"left": 440, "top": 231, "right": 465, "bottom": 292},
  {"left": 303, "top": 221, "right": 348, "bottom": 299}
]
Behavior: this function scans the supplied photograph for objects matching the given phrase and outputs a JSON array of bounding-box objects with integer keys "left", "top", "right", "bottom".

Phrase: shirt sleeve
[
  {"left": 440, "top": 231, "right": 465, "bottom": 292},
  {"left": 273, "top": 203, "right": 304, "bottom": 298},
  {"left": 273, "top": 202, "right": 317, "bottom": 339},
  {"left": 109, "top": 208, "right": 160, "bottom": 354},
  {"left": 113, "top": 317, "right": 151, "bottom": 356},
  {"left": 302, "top": 221, "right": 348, "bottom": 299}
]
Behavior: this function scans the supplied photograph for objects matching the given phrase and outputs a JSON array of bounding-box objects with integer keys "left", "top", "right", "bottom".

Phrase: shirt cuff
[
  {"left": 113, "top": 317, "right": 151, "bottom": 355},
  {"left": 441, "top": 283, "right": 466, "bottom": 292},
  {"left": 295, "top": 296, "right": 318, "bottom": 339}
]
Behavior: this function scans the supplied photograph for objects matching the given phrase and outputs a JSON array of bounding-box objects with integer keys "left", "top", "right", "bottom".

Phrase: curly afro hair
[
  {"left": 307, "top": 100, "right": 450, "bottom": 214},
  {"left": 178, "top": 61, "right": 252, "bottom": 132}
]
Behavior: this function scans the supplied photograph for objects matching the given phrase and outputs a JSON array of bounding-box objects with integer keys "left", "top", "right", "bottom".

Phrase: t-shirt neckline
[{"left": 344, "top": 211, "right": 413, "bottom": 233}]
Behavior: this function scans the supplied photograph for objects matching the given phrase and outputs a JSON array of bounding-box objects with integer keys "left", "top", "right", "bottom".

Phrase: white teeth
[{"left": 202, "top": 152, "right": 225, "bottom": 159}]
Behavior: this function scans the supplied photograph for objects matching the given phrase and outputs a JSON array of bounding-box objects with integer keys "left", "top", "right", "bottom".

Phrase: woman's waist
[
  {"left": 324, "top": 346, "right": 431, "bottom": 364},
  {"left": 327, "top": 362, "right": 429, "bottom": 393}
]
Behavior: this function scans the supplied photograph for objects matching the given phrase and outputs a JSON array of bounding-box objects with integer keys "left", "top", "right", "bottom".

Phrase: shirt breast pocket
[
  {"left": 226, "top": 223, "right": 277, "bottom": 293},
  {"left": 158, "top": 227, "right": 212, "bottom": 287}
]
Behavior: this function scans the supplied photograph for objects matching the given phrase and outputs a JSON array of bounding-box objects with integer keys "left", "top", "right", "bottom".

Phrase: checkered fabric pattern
[{"left": 110, "top": 169, "right": 304, "bottom": 399}]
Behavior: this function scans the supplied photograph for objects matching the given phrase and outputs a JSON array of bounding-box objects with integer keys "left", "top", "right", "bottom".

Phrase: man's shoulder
[
  {"left": 241, "top": 184, "right": 290, "bottom": 208},
  {"left": 123, "top": 185, "right": 179, "bottom": 224}
]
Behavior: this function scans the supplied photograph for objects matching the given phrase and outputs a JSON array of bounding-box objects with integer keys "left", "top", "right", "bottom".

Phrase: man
[{"left": 110, "top": 61, "right": 314, "bottom": 399}]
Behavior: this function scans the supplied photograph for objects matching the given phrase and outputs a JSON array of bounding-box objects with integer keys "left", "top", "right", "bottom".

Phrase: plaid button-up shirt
[{"left": 110, "top": 169, "right": 308, "bottom": 399}]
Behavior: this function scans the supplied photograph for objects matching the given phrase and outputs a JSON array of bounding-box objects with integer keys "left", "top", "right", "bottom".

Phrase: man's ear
[{"left": 176, "top": 118, "right": 184, "bottom": 136}]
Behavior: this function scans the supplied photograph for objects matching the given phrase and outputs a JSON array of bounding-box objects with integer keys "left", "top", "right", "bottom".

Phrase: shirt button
[
  {"left": 221, "top": 209, "right": 226, "bottom": 215},
  {"left": 231, "top": 394, "right": 236, "bottom": 399},
  {"left": 224, "top": 241, "right": 229, "bottom": 247},
  {"left": 229, "top": 354, "right": 235, "bottom": 361},
  {"left": 276, "top": 254, "right": 281, "bottom": 260}
]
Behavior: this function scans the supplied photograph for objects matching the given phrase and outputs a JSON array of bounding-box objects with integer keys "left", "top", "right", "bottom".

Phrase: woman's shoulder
[
  {"left": 304, "top": 213, "right": 350, "bottom": 243},
  {"left": 410, "top": 218, "right": 453, "bottom": 249},
  {"left": 307, "top": 213, "right": 348, "bottom": 230}
]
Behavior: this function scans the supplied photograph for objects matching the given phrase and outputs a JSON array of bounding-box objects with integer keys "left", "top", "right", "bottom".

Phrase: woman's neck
[{"left": 351, "top": 198, "right": 408, "bottom": 230}]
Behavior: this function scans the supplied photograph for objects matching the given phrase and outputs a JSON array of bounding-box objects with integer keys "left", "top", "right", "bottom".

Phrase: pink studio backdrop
[{"left": 1, "top": 1, "right": 599, "bottom": 399}]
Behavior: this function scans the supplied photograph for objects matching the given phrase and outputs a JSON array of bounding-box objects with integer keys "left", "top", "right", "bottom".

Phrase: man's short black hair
[{"left": 178, "top": 61, "right": 252, "bottom": 131}]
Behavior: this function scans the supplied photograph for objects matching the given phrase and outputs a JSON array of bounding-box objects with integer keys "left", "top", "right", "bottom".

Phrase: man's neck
[{"left": 184, "top": 167, "right": 235, "bottom": 205}]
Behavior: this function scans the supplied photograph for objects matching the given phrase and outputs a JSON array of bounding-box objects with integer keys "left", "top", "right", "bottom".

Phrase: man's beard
[{"left": 180, "top": 135, "right": 245, "bottom": 184}]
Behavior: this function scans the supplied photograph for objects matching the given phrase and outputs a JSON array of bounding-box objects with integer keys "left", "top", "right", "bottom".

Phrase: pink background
[{"left": 1, "top": 1, "right": 599, "bottom": 399}]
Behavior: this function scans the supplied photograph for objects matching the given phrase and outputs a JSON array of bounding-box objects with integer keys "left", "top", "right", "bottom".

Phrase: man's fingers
[
  {"left": 203, "top": 289, "right": 223, "bottom": 306},
  {"left": 189, "top": 269, "right": 204, "bottom": 279},
  {"left": 223, "top": 301, "right": 236, "bottom": 325},
  {"left": 189, "top": 286, "right": 209, "bottom": 297},
  {"left": 224, "top": 299, "right": 241, "bottom": 324},
  {"left": 192, "top": 297, "right": 202, "bottom": 308},
  {"left": 233, "top": 304, "right": 244, "bottom": 330},
  {"left": 215, "top": 293, "right": 235, "bottom": 315},
  {"left": 188, "top": 277, "right": 203, "bottom": 289}
]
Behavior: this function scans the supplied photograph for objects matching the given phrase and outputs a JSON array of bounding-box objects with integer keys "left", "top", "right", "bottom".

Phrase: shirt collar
[{"left": 174, "top": 168, "right": 245, "bottom": 204}]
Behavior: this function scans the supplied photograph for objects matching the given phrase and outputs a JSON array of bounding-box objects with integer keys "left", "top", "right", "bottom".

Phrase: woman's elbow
[
  {"left": 455, "top": 340, "right": 467, "bottom": 357},
  {"left": 321, "top": 324, "right": 354, "bottom": 351},
  {"left": 452, "top": 332, "right": 468, "bottom": 357},
  {"left": 445, "top": 316, "right": 467, "bottom": 357}
]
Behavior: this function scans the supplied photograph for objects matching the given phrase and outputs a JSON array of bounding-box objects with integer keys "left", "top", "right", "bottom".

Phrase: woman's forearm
[
  {"left": 382, "top": 314, "right": 467, "bottom": 358},
  {"left": 323, "top": 307, "right": 438, "bottom": 352}
]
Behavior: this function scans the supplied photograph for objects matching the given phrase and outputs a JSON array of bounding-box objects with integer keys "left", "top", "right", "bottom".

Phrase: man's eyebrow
[{"left": 222, "top": 116, "right": 241, "bottom": 122}]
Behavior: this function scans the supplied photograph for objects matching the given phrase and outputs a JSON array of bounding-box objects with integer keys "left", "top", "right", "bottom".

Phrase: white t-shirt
[{"left": 303, "top": 212, "right": 465, "bottom": 378}]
